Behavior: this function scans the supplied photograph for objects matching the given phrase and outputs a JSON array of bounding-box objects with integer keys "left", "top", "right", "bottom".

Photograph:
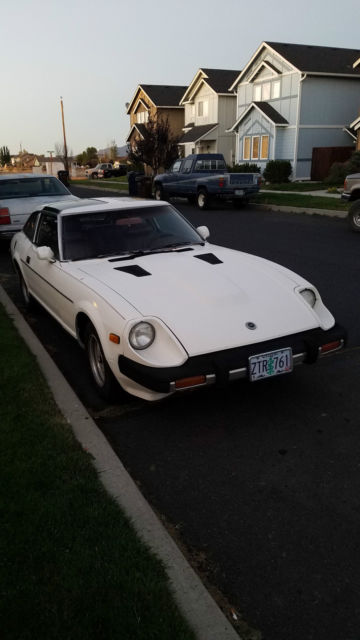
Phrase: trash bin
[
  {"left": 135, "top": 175, "right": 153, "bottom": 198},
  {"left": 57, "top": 170, "right": 69, "bottom": 186},
  {"left": 128, "top": 171, "right": 144, "bottom": 197}
]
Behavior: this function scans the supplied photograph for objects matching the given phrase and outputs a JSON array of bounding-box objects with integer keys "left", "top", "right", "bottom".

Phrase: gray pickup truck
[
  {"left": 342, "top": 172, "right": 360, "bottom": 202},
  {"left": 153, "top": 153, "right": 261, "bottom": 209},
  {"left": 341, "top": 172, "right": 360, "bottom": 232}
]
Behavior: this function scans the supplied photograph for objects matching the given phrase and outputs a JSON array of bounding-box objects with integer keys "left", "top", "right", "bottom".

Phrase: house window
[
  {"left": 197, "top": 101, "right": 208, "bottom": 117},
  {"left": 260, "top": 135, "right": 269, "bottom": 159},
  {"left": 262, "top": 83, "right": 271, "bottom": 100},
  {"left": 253, "top": 85, "right": 261, "bottom": 101},
  {"left": 243, "top": 137, "right": 251, "bottom": 160},
  {"left": 272, "top": 81, "right": 280, "bottom": 99},
  {"left": 252, "top": 136, "right": 260, "bottom": 160}
]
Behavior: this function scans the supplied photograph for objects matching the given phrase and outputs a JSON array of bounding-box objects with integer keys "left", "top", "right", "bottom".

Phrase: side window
[
  {"left": 36, "top": 213, "right": 59, "bottom": 257},
  {"left": 23, "top": 211, "right": 40, "bottom": 242},
  {"left": 170, "top": 160, "right": 182, "bottom": 173},
  {"left": 182, "top": 158, "right": 193, "bottom": 174}
]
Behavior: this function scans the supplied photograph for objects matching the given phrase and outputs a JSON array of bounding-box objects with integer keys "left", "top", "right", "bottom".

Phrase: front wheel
[
  {"left": 85, "top": 323, "right": 116, "bottom": 400},
  {"left": 348, "top": 201, "right": 360, "bottom": 232},
  {"left": 91, "top": 172, "right": 98, "bottom": 180},
  {"left": 154, "top": 184, "right": 167, "bottom": 201},
  {"left": 18, "top": 271, "right": 34, "bottom": 309},
  {"left": 197, "top": 189, "right": 210, "bottom": 210}
]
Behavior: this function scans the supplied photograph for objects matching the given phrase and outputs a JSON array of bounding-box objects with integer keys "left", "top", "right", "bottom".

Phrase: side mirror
[
  {"left": 36, "top": 246, "right": 55, "bottom": 262},
  {"left": 196, "top": 225, "right": 210, "bottom": 241}
]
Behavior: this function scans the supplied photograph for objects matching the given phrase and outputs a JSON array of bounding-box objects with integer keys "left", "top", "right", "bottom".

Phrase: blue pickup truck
[{"left": 153, "top": 153, "right": 261, "bottom": 209}]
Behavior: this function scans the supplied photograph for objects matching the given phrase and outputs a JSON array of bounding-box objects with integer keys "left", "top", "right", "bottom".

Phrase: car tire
[
  {"left": 18, "top": 270, "right": 34, "bottom": 310},
  {"left": 85, "top": 323, "right": 116, "bottom": 400},
  {"left": 91, "top": 173, "right": 98, "bottom": 180},
  {"left": 197, "top": 189, "right": 210, "bottom": 210},
  {"left": 348, "top": 201, "right": 360, "bottom": 232},
  {"left": 154, "top": 184, "right": 166, "bottom": 201}
]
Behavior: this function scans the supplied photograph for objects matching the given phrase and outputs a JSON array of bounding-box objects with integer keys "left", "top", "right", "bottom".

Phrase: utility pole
[{"left": 60, "top": 96, "right": 69, "bottom": 172}]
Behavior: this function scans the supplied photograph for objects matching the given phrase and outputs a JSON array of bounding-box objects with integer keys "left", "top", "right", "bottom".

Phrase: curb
[
  {"left": 251, "top": 202, "right": 347, "bottom": 218},
  {"left": 0, "top": 284, "right": 240, "bottom": 640}
]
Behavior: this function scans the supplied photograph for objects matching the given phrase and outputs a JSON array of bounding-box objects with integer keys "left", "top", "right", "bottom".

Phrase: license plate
[
  {"left": 235, "top": 189, "right": 244, "bottom": 196},
  {"left": 249, "top": 347, "right": 293, "bottom": 381}
]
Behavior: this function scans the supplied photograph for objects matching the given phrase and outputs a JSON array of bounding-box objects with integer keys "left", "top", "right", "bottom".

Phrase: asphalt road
[{"left": 2, "top": 187, "right": 360, "bottom": 640}]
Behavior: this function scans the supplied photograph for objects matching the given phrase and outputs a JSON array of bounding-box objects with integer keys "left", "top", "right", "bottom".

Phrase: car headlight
[
  {"left": 129, "top": 322, "right": 155, "bottom": 350},
  {"left": 300, "top": 288, "right": 317, "bottom": 308}
]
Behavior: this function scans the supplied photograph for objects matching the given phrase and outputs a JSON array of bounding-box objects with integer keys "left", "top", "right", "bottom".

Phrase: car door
[{"left": 26, "top": 211, "right": 74, "bottom": 328}]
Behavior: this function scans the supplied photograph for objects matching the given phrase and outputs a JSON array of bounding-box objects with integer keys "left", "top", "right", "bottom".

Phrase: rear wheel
[
  {"left": 85, "top": 323, "right": 116, "bottom": 400},
  {"left": 348, "top": 201, "right": 360, "bottom": 232},
  {"left": 197, "top": 189, "right": 210, "bottom": 210}
]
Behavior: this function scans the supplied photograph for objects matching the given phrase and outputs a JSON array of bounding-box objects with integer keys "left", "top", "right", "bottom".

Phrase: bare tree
[{"left": 127, "top": 116, "right": 180, "bottom": 175}]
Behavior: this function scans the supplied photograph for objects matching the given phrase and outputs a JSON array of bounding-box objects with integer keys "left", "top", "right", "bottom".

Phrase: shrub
[
  {"left": 229, "top": 162, "right": 261, "bottom": 173},
  {"left": 263, "top": 160, "right": 292, "bottom": 183},
  {"left": 325, "top": 151, "right": 360, "bottom": 185}
]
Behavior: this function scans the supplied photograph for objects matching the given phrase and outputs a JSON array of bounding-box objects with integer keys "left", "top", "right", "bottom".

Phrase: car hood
[{"left": 77, "top": 244, "right": 331, "bottom": 356}]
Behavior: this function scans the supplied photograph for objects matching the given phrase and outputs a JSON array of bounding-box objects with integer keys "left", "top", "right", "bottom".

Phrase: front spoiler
[{"left": 118, "top": 323, "right": 347, "bottom": 394}]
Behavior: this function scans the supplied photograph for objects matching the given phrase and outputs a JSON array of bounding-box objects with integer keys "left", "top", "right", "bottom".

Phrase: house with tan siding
[{"left": 179, "top": 68, "right": 240, "bottom": 165}]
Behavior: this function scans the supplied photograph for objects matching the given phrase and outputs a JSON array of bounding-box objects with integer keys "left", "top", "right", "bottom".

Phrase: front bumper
[
  {"left": 118, "top": 323, "right": 347, "bottom": 394},
  {"left": 341, "top": 192, "right": 351, "bottom": 201}
]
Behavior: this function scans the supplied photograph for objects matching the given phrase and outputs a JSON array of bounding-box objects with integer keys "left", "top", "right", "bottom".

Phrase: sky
[{"left": 1, "top": 0, "right": 359, "bottom": 157}]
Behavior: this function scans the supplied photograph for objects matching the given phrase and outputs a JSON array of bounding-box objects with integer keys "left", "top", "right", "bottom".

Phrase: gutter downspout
[{"left": 293, "top": 73, "right": 307, "bottom": 180}]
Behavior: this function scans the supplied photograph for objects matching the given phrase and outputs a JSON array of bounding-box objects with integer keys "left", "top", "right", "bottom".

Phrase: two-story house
[
  {"left": 229, "top": 42, "right": 360, "bottom": 179},
  {"left": 126, "top": 84, "right": 186, "bottom": 149},
  {"left": 179, "top": 68, "right": 240, "bottom": 165}
]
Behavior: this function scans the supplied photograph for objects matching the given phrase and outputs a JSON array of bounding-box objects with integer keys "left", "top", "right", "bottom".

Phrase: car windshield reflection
[{"left": 61, "top": 204, "right": 203, "bottom": 261}]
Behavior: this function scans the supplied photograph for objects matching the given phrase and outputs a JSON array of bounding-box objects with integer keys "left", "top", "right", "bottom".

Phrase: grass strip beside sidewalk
[
  {"left": 0, "top": 303, "right": 195, "bottom": 640},
  {"left": 253, "top": 191, "right": 348, "bottom": 211},
  {"left": 72, "top": 178, "right": 128, "bottom": 191}
]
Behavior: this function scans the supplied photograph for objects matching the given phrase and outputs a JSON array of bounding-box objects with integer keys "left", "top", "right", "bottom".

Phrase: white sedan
[{"left": 10, "top": 197, "right": 346, "bottom": 401}]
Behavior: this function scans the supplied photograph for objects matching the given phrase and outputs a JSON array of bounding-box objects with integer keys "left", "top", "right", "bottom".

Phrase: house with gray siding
[
  {"left": 179, "top": 68, "right": 240, "bottom": 165},
  {"left": 229, "top": 42, "right": 360, "bottom": 179}
]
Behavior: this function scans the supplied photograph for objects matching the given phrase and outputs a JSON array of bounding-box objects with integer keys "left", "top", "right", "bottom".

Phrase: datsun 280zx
[{"left": 10, "top": 197, "right": 346, "bottom": 401}]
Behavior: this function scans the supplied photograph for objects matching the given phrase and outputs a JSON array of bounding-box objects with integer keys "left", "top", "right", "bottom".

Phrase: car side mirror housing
[
  {"left": 196, "top": 225, "right": 210, "bottom": 241},
  {"left": 36, "top": 246, "right": 55, "bottom": 262}
]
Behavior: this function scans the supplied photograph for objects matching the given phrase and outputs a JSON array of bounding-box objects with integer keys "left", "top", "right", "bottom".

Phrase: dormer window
[{"left": 253, "top": 80, "right": 281, "bottom": 102}]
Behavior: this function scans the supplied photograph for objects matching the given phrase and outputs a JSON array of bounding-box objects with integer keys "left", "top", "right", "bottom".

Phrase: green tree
[
  {"left": 75, "top": 147, "right": 98, "bottom": 167},
  {"left": 127, "top": 116, "right": 180, "bottom": 175},
  {"left": 0, "top": 146, "right": 11, "bottom": 165}
]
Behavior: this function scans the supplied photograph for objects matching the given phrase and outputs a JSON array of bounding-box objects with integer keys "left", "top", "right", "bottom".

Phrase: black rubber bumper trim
[{"left": 118, "top": 323, "right": 347, "bottom": 394}]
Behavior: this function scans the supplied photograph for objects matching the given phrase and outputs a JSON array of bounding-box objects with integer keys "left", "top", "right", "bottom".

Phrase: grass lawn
[
  {"left": 72, "top": 177, "right": 128, "bottom": 191},
  {"left": 253, "top": 191, "right": 348, "bottom": 211},
  {"left": 260, "top": 181, "right": 329, "bottom": 192},
  {"left": 0, "top": 304, "right": 195, "bottom": 640}
]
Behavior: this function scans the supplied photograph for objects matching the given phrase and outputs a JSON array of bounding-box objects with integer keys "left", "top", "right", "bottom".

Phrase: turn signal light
[
  {"left": 109, "top": 333, "right": 120, "bottom": 344},
  {"left": 319, "top": 340, "right": 342, "bottom": 354},
  {"left": 175, "top": 375, "right": 206, "bottom": 389},
  {"left": 0, "top": 208, "right": 10, "bottom": 225}
]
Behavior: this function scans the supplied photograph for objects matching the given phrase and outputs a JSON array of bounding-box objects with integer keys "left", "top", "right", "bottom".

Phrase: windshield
[
  {"left": 61, "top": 204, "right": 203, "bottom": 261},
  {"left": 0, "top": 177, "right": 70, "bottom": 199}
]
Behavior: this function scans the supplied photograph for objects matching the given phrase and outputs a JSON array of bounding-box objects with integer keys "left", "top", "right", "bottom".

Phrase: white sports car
[{"left": 10, "top": 197, "right": 346, "bottom": 401}]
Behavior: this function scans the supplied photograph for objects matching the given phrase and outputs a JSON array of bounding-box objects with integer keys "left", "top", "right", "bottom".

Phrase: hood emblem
[{"left": 246, "top": 322, "right": 257, "bottom": 330}]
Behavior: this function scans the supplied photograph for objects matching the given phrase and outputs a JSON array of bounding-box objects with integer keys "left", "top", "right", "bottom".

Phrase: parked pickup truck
[
  {"left": 153, "top": 153, "right": 261, "bottom": 209},
  {"left": 85, "top": 163, "right": 127, "bottom": 179},
  {"left": 341, "top": 172, "right": 360, "bottom": 202}
]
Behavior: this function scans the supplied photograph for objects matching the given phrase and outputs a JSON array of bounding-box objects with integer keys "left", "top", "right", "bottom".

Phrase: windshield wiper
[{"left": 106, "top": 243, "right": 204, "bottom": 262}]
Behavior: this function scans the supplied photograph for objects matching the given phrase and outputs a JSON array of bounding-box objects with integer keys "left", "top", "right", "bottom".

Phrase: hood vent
[
  {"left": 114, "top": 265, "right": 151, "bottom": 277},
  {"left": 194, "top": 253, "right": 223, "bottom": 265}
]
